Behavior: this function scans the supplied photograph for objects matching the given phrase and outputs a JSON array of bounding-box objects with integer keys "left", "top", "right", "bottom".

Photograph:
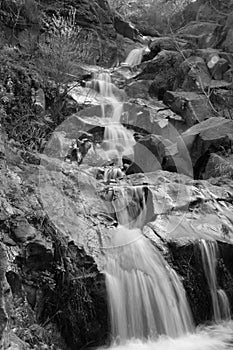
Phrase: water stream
[
  {"left": 87, "top": 70, "right": 135, "bottom": 166},
  {"left": 199, "top": 240, "right": 231, "bottom": 322},
  {"left": 124, "top": 47, "right": 145, "bottom": 67},
  {"left": 84, "top": 52, "right": 233, "bottom": 350}
]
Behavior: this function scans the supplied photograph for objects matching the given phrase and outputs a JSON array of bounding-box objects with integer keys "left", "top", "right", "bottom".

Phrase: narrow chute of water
[
  {"left": 124, "top": 48, "right": 145, "bottom": 67},
  {"left": 199, "top": 240, "right": 231, "bottom": 322}
]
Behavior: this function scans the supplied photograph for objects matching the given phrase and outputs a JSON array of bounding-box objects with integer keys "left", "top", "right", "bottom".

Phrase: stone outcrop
[
  {"left": 0, "top": 130, "right": 109, "bottom": 349},
  {"left": 105, "top": 170, "right": 233, "bottom": 323},
  {"left": 163, "top": 91, "right": 216, "bottom": 127}
]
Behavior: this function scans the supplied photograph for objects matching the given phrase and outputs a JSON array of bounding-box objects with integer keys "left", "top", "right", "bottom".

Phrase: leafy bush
[
  {"left": 37, "top": 9, "right": 82, "bottom": 87},
  {"left": 0, "top": 8, "right": 85, "bottom": 151}
]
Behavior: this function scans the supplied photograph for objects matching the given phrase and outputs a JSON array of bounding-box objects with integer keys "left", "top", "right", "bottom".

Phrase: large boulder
[
  {"left": 138, "top": 49, "right": 191, "bottom": 81},
  {"left": 181, "top": 117, "right": 233, "bottom": 175},
  {"left": 137, "top": 50, "right": 193, "bottom": 98},
  {"left": 163, "top": 91, "right": 216, "bottom": 127}
]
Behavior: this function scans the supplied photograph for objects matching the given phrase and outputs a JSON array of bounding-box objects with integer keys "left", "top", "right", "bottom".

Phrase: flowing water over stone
[
  {"left": 98, "top": 321, "right": 233, "bottom": 350},
  {"left": 105, "top": 226, "right": 194, "bottom": 341},
  {"left": 124, "top": 48, "right": 145, "bottom": 67},
  {"left": 199, "top": 240, "right": 231, "bottom": 322},
  {"left": 85, "top": 63, "right": 233, "bottom": 350},
  {"left": 87, "top": 71, "right": 135, "bottom": 166}
]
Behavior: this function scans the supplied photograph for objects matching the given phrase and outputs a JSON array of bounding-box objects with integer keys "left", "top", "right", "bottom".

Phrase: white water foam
[{"left": 98, "top": 321, "right": 233, "bottom": 350}]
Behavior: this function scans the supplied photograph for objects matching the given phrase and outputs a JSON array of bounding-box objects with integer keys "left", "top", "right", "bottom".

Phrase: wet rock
[
  {"left": 128, "top": 171, "right": 233, "bottom": 245},
  {"left": 163, "top": 91, "right": 216, "bottom": 127}
]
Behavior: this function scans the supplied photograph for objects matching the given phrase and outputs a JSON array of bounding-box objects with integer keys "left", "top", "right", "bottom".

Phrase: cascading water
[
  {"left": 124, "top": 48, "right": 145, "bottom": 67},
  {"left": 199, "top": 239, "right": 231, "bottom": 322},
  {"left": 91, "top": 60, "right": 233, "bottom": 350},
  {"left": 105, "top": 226, "right": 194, "bottom": 341},
  {"left": 87, "top": 70, "right": 135, "bottom": 166},
  {"left": 104, "top": 182, "right": 194, "bottom": 342}
]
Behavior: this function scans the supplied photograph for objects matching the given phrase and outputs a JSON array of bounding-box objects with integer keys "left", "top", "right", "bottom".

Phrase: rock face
[
  {"left": 181, "top": 117, "right": 233, "bottom": 176},
  {"left": 107, "top": 171, "right": 233, "bottom": 323},
  {"left": 163, "top": 91, "right": 216, "bottom": 127},
  {"left": 0, "top": 132, "right": 109, "bottom": 349}
]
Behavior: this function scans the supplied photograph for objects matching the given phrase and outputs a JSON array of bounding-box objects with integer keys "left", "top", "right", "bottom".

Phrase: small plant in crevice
[{"left": 33, "top": 8, "right": 83, "bottom": 126}]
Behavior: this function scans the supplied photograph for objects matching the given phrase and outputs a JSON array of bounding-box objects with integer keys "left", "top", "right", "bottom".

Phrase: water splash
[
  {"left": 98, "top": 321, "right": 233, "bottom": 350},
  {"left": 105, "top": 226, "right": 194, "bottom": 342},
  {"left": 199, "top": 240, "right": 231, "bottom": 322}
]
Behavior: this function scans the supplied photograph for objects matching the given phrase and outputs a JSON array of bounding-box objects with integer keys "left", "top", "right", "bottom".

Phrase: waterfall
[
  {"left": 104, "top": 183, "right": 194, "bottom": 342},
  {"left": 90, "top": 60, "right": 233, "bottom": 350},
  {"left": 199, "top": 240, "right": 231, "bottom": 322},
  {"left": 98, "top": 320, "right": 233, "bottom": 350},
  {"left": 124, "top": 48, "right": 145, "bottom": 67},
  {"left": 105, "top": 226, "right": 194, "bottom": 341},
  {"left": 87, "top": 70, "right": 135, "bottom": 166}
]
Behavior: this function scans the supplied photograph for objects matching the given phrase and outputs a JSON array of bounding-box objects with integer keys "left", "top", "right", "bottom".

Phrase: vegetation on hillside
[
  {"left": 0, "top": 2, "right": 85, "bottom": 152},
  {"left": 108, "top": 0, "right": 197, "bottom": 33}
]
